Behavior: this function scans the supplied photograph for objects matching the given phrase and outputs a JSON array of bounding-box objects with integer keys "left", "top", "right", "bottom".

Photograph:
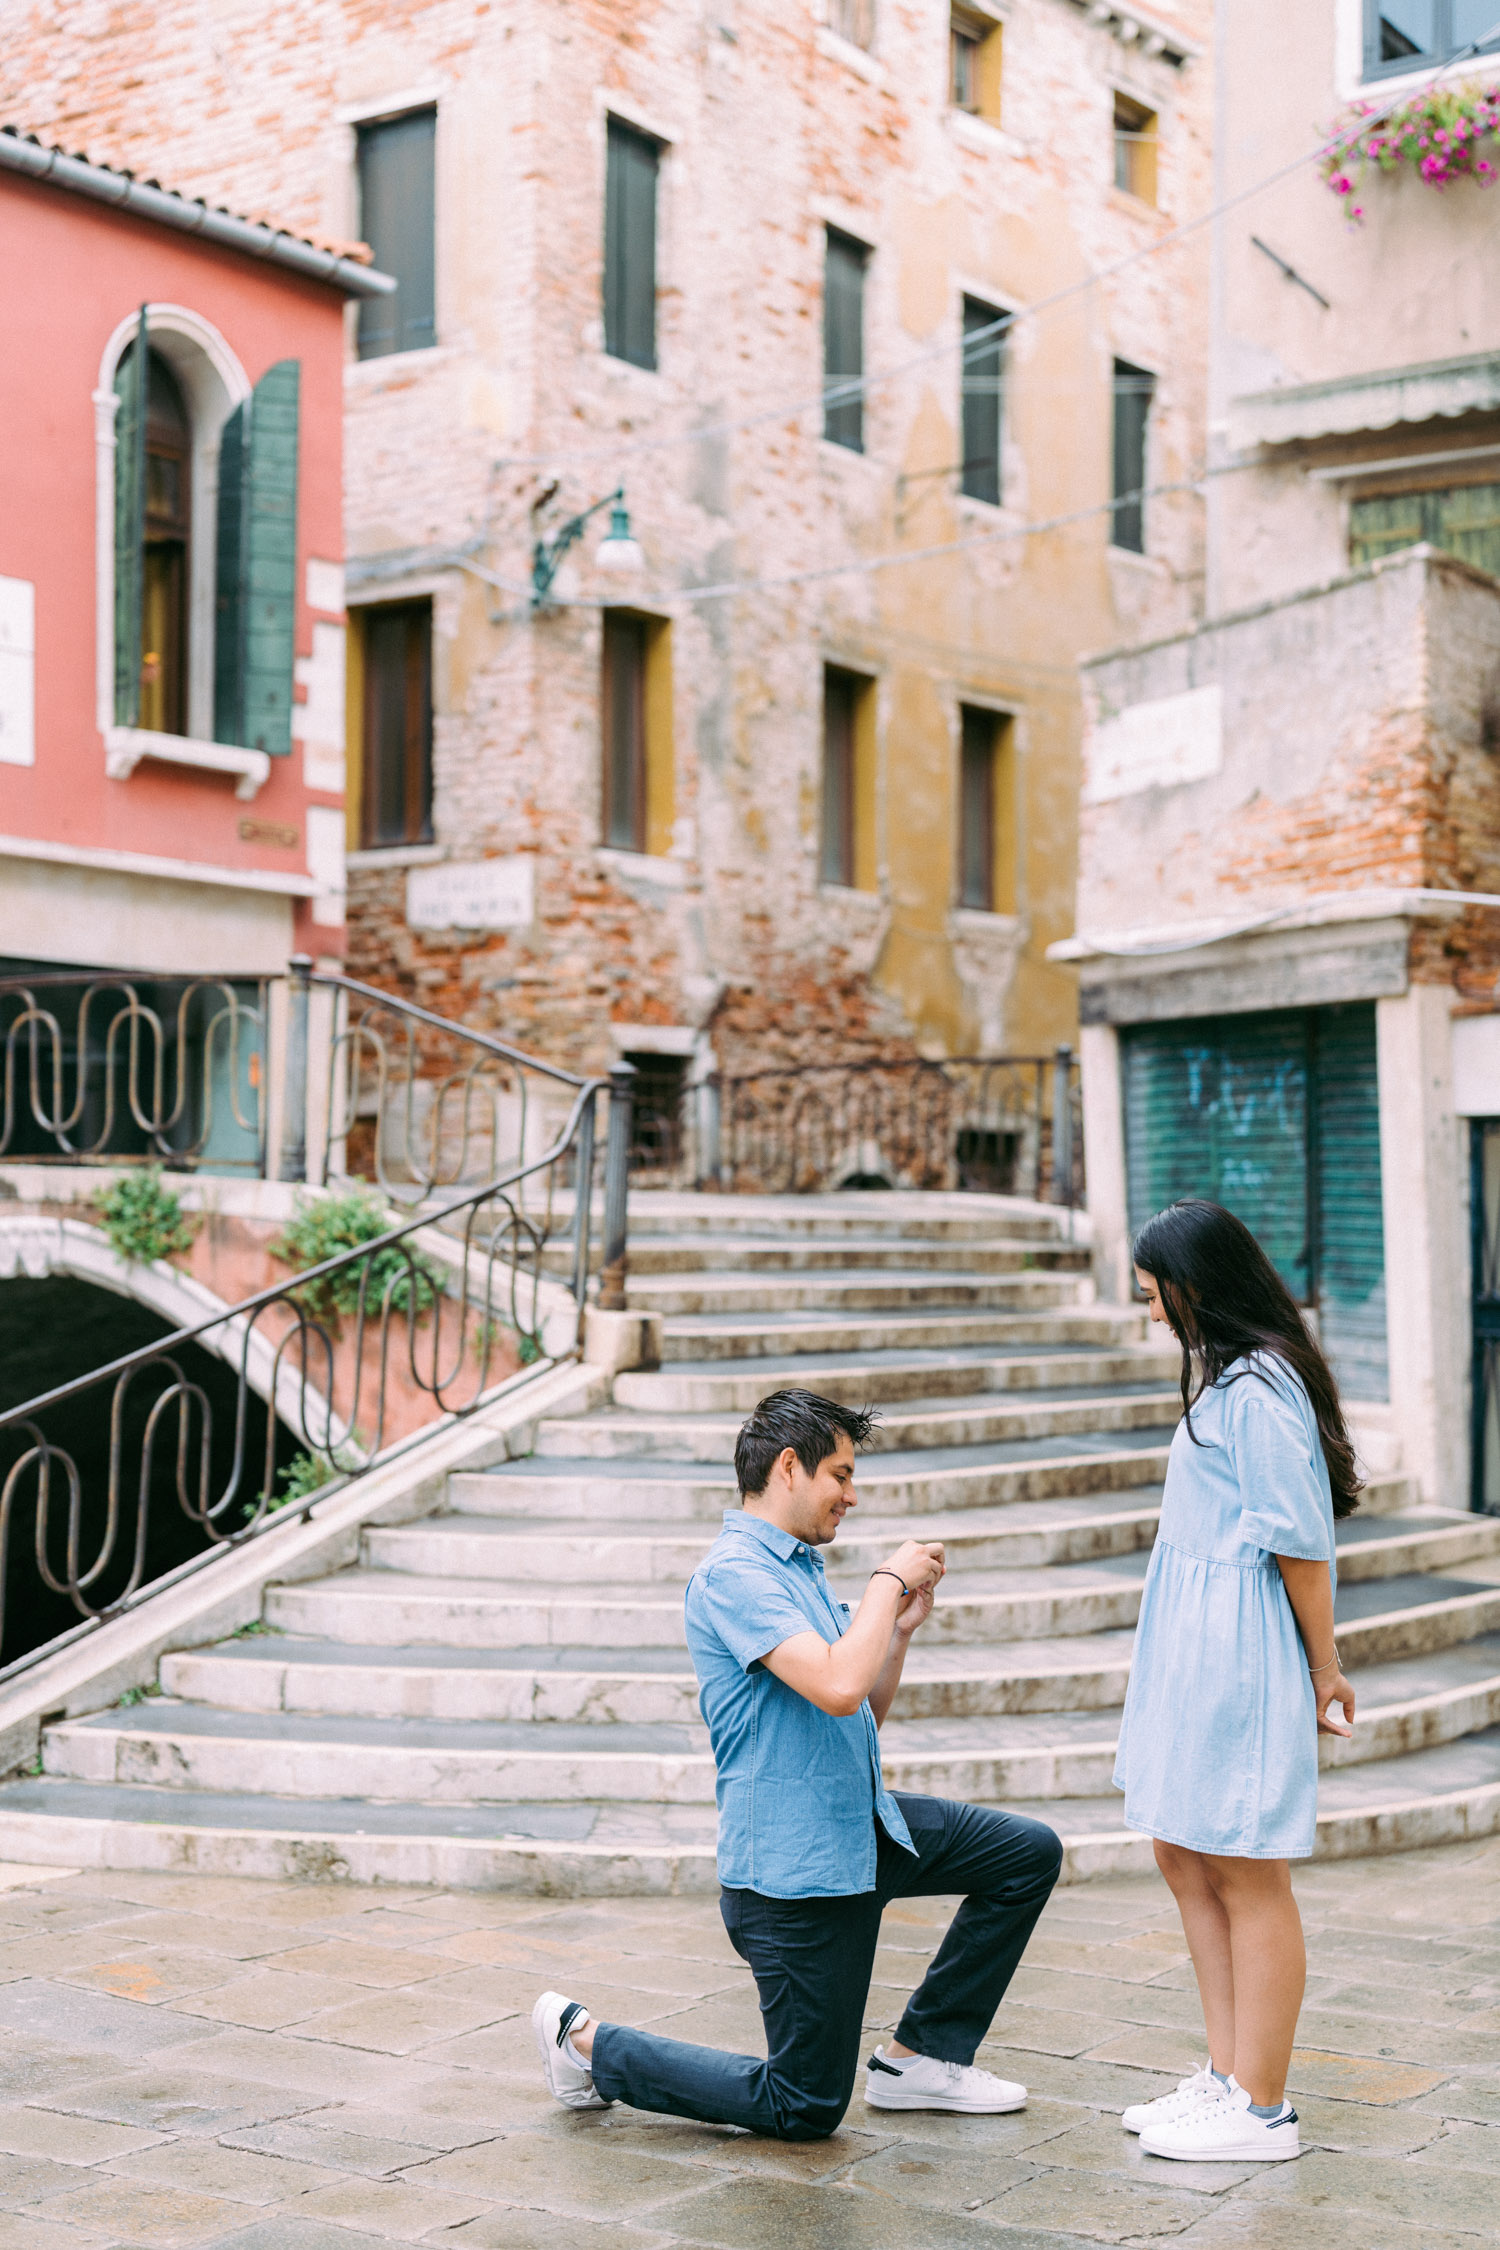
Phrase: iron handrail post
[
  {"left": 1051, "top": 1042, "right": 1075, "bottom": 1206},
  {"left": 598, "top": 1060, "right": 635, "bottom": 1310},
  {"left": 280, "top": 954, "right": 312, "bottom": 1185},
  {"left": 570, "top": 1084, "right": 598, "bottom": 1327}
]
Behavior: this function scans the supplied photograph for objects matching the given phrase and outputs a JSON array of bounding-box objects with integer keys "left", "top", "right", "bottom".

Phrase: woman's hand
[{"left": 1315, "top": 1667, "right": 1355, "bottom": 1737}]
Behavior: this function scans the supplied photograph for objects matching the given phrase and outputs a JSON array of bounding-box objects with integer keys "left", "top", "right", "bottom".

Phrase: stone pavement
[{"left": 4, "top": 1843, "right": 1500, "bottom": 2248}]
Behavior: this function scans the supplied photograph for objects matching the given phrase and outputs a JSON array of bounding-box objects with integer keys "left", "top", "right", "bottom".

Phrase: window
[
  {"left": 950, "top": 8, "right": 1003, "bottom": 120},
  {"left": 1111, "top": 358, "right": 1154, "bottom": 554},
  {"left": 1364, "top": 1, "right": 1500, "bottom": 76},
  {"left": 821, "top": 665, "right": 877, "bottom": 889},
  {"left": 605, "top": 119, "right": 660, "bottom": 370},
  {"left": 1113, "top": 92, "right": 1158, "bottom": 205},
  {"left": 824, "top": 229, "right": 869, "bottom": 452},
  {"left": 112, "top": 315, "right": 302, "bottom": 758},
  {"left": 961, "top": 297, "right": 1006, "bottom": 506},
  {"left": 602, "top": 611, "right": 674, "bottom": 854},
  {"left": 354, "top": 601, "right": 432, "bottom": 848},
  {"left": 1350, "top": 481, "right": 1500, "bottom": 576},
  {"left": 356, "top": 109, "right": 437, "bottom": 361},
  {"left": 957, "top": 705, "right": 1016, "bottom": 913},
  {"left": 827, "top": 0, "right": 876, "bottom": 48}
]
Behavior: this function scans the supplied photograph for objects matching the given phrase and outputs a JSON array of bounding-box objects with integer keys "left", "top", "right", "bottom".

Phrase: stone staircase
[{"left": 4, "top": 1191, "right": 1500, "bottom": 1889}]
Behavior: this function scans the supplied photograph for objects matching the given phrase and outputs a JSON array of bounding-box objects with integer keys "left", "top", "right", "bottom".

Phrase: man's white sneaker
[
  {"left": 1140, "top": 2080, "right": 1299, "bottom": 2163},
  {"left": 532, "top": 1990, "right": 610, "bottom": 2110},
  {"left": 864, "top": 2046, "right": 1026, "bottom": 2113},
  {"left": 1121, "top": 2062, "right": 1221, "bottom": 2135}
]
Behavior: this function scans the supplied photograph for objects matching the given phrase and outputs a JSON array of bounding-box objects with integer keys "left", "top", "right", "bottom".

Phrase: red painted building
[{"left": 0, "top": 127, "right": 391, "bottom": 982}]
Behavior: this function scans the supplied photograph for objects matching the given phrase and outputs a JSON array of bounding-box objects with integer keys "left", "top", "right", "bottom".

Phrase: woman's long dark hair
[{"left": 1132, "top": 1198, "right": 1362, "bottom": 1518}]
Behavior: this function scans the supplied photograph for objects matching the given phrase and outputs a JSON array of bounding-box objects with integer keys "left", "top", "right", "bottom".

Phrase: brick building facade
[
  {"left": 1, "top": 0, "right": 1211, "bottom": 1105},
  {"left": 1062, "top": 1, "right": 1500, "bottom": 1507}
]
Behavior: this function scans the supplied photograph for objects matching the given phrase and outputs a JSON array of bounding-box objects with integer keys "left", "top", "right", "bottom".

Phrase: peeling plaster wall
[{"left": 1, "top": 0, "right": 1211, "bottom": 1072}]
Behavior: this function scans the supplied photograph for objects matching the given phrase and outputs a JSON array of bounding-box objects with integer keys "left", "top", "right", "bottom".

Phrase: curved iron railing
[
  {"left": 0, "top": 970, "right": 268, "bottom": 1171},
  {"left": 661, "top": 1048, "right": 1082, "bottom": 1201},
  {"left": 0, "top": 965, "right": 632, "bottom": 1678}
]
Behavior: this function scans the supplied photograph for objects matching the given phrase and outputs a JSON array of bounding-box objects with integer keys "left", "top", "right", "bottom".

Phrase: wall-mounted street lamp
[{"left": 531, "top": 487, "right": 644, "bottom": 607}]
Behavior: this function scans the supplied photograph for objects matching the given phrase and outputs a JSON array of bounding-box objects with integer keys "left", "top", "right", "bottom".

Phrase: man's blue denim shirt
[{"left": 683, "top": 1509, "right": 916, "bottom": 1898}]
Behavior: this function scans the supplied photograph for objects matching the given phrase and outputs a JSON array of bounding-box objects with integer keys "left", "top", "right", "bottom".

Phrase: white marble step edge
[{"left": 2, "top": 1769, "right": 1499, "bottom": 1891}]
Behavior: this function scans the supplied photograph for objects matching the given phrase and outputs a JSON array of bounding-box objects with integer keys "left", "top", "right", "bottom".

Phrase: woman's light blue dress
[{"left": 1113, "top": 1351, "right": 1335, "bottom": 1859}]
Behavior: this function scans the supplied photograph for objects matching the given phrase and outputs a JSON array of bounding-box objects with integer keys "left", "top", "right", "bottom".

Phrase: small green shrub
[
  {"left": 115, "top": 1683, "right": 160, "bottom": 1707},
  {"left": 517, "top": 1330, "right": 544, "bottom": 1365},
  {"left": 271, "top": 1445, "right": 361, "bottom": 1510},
  {"left": 273, "top": 1189, "right": 439, "bottom": 1326},
  {"left": 96, "top": 1170, "right": 197, "bottom": 1265}
]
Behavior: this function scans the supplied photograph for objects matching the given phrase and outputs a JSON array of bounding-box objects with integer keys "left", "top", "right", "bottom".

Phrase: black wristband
[{"left": 870, "top": 1568, "right": 909, "bottom": 1597}]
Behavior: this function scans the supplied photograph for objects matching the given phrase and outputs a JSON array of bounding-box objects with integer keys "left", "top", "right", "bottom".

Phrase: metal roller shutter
[
  {"left": 1122, "top": 1011, "right": 1311, "bottom": 1301},
  {"left": 1122, "top": 1004, "right": 1388, "bottom": 1401},
  {"left": 1312, "top": 1003, "right": 1388, "bottom": 1402}
]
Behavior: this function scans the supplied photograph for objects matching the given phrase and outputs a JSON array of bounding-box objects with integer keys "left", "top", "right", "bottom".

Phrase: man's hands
[
  {"left": 762, "top": 1538, "right": 946, "bottom": 1718},
  {"left": 878, "top": 1540, "right": 944, "bottom": 1642}
]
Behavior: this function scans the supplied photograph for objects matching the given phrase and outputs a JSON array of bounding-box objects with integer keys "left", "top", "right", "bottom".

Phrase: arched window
[{"left": 106, "top": 307, "right": 302, "bottom": 760}]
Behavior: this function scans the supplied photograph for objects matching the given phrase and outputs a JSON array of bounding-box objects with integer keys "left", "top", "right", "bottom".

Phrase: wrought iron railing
[
  {"left": 633, "top": 1048, "right": 1082, "bottom": 1202},
  {"left": 0, "top": 964, "right": 636, "bottom": 1678},
  {"left": 0, "top": 970, "right": 268, "bottom": 1171}
]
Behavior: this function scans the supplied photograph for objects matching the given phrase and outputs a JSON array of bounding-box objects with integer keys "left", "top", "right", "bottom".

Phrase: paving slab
[{"left": 0, "top": 1846, "right": 1495, "bottom": 2245}]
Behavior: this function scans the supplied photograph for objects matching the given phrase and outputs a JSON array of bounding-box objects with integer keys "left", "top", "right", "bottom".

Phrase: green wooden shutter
[
  {"left": 1122, "top": 1012, "right": 1311, "bottom": 1300},
  {"left": 214, "top": 360, "right": 299, "bottom": 755},
  {"left": 213, "top": 400, "right": 245, "bottom": 747},
  {"left": 824, "top": 229, "right": 866, "bottom": 451},
  {"left": 113, "top": 308, "right": 148, "bottom": 726},
  {"left": 604, "top": 119, "right": 658, "bottom": 369},
  {"left": 1312, "top": 1002, "right": 1388, "bottom": 1401}
]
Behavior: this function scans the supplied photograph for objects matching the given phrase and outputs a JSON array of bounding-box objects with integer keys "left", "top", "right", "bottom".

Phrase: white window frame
[{"left": 94, "top": 304, "right": 271, "bottom": 795}]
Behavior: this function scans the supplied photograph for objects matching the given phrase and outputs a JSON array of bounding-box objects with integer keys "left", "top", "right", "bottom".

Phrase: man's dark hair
[{"left": 734, "top": 1388, "right": 879, "bottom": 1498}]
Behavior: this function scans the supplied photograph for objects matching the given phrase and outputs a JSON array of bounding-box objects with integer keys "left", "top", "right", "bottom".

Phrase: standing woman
[{"left": 1115, "top": 1199, "right": 1358, "bottom": 2164}]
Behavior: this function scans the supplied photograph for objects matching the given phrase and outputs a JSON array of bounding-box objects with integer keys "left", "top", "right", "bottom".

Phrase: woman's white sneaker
[
  {"left": 532, "top": 1990, "right": 610, "bottom": 2110},
  {"left": 1122, "top": 2062, "right": 1221, "bottom": 2135},
  {"left": 1140, "top": 2081, "right": 1299, "bottom": 2162},
  {"left": 864, "top": 2047, "right": 1027, "bottom": 2113}
]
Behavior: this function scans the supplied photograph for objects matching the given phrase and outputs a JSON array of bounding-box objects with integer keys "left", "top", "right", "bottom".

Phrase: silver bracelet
[{"left": 1308, "top": 1648, "right": 1341, "bottom": 1676}]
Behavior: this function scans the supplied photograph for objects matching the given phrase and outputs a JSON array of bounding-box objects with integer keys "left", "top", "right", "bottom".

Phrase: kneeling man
[{"left": 534, "top": 1386, "right": 1063, "bottom": 2139}]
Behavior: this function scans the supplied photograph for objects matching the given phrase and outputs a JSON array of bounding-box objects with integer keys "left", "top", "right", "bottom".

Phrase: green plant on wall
[
  {"left": 1324, "top": 80, "right": 1500, "bottom": 218},
  {"left": 271, "top": 1445, "right": 361, "bottom": 1509},
  {"left": 96, "top": 1170, "right": 198, "bottom": 1265},
  {"left": 272, "top": 1189, "right": 439, "bottom": 1326}
]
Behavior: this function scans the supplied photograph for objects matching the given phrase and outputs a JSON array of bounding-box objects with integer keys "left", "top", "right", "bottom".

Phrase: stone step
[
  {"left": 362, "top": 1495, "right": 1166, "bottom": 1585},
  {"left": 612, "top": 1342, "right": 1170, "bottom": 1415},
  {"left": 655, "top": 1307, "right": 1138, "bottom": 1363},
  {"left": 363, "top": 1502, "right": 1485, "bottom": 1593},
  {"left": 570, "top": 1236, "right": 1092, "bottom": 1276},
  {"left": 9, "top": 1719, "right": 1500, "bottom": 1890},
  {"left": 614, "top": 1194, "right": 1079, "bottom": 1243},
  {"left": 626, "top": 1270, "right": 1085, "bottom": 1318},
  {"left": 265, "top": 1552, "right": 1155, "bottom": 1651},
  {"left": 264, "top": 1552, "right": 1500, "bottom": 1659},
  {"left": 530, "top": 1386, "right": 1183, "bottom": 1464},
  {"left": 48, "top": 1638, "right": 1500, "bottom": 1811},
  {"left": 451, "top": 1429, "right": 1177, "bottom": 1522}
]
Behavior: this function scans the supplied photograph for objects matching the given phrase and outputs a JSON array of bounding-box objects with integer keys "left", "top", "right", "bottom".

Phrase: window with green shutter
[
  {"left": 214, "top": 360, "right": 300, "bottom": 757},
  {"left": 961, "top": 296, "right": 1005, "bottom": 505},
  {"left": 1350, "top": 482, "right": 1500, "bottom": 579},
  {"left": 604, "top": 119, "right": 660, "bottom": 370},
  {"left": 356, "top": 109, "right": 437, "bottom": 361},
  {"left": 824, "top": 229, "right": 869, "bottom": 452}
]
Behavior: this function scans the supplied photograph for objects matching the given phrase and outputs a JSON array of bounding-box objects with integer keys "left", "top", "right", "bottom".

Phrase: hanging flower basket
[{"left": 1323, "top": 81, "right": 1500, "bottom": 220}]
